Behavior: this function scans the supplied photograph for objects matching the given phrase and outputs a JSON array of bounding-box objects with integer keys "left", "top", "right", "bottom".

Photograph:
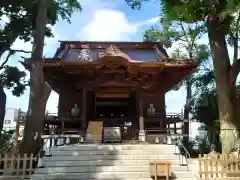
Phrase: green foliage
[
  {"left": 195, "top": 44, "right": 209, "bottom": 63},
  {"left": 226, "top": 10, "right": 240, "bottom": 53},
  {"left": 0, "top": 66, "right": 27, "bottom": 96},
  {"left": 191, "top": 89, "right": 219, "bottom": 129},
  {"left": 140, "top": 2, "right": 217, "bottom": 130},
  {"left": 0, "top": 129, "right": 15, "bottom": 152},
  {"left": 125, "top": 0, "right": 150, "bottom": 10},
  {"left": 143, "top": 17, "right": 211, "bottom": 93},
  {"left": 0, "top": 0, "right": 82, "bottom": 96},
  {"left": 193, "top": 70, "right": 215, "bottom": 92},
  {"left": 127, "top": 1, "right": 240, "bottom": 153},
  {"left": 0, "top": 0, "right": 82, "bottom": 45},
  {"left": 143, "top": 21, "right": 180, "bottom": 48},
  {"left": 127, "top": 0, "right": 240, "bottom": 34},
  {"left": 143, "top": 19, "right": 208, "bottom": 60}
]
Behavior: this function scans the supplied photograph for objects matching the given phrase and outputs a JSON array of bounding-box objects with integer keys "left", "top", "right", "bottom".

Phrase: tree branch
[
  {"left": 178, "top": 22, "right": 190, "bottom": 44},
  {"left": 0, "top": 51, "right": 12, "bottom": 70},
  {"left": 0, "top": 49, "right": 32, "bottom": 70},
  {"left": 11, "top": 49, "right": 32, "bottom": 54}
]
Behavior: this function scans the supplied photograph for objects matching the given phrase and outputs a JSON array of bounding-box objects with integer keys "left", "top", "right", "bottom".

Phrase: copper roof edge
[{"left": 58, "top": 40, "right": 163, "bottom": 45}]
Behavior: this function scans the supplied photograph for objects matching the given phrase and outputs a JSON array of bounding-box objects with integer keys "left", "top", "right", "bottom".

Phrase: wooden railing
[
  {"left": 146, "top": 127, "right": 183, "bottom": 134},
  {"left": 198, "top": 153, "right": 240, "bottom": 179},
  {"left": 0, "top": 153, "right": 36, "bottom": 179},
  {"left": 143, "top": 112, "right": 182, "bottom": 119}
]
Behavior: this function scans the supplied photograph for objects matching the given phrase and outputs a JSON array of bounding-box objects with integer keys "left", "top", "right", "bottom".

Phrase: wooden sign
[
  {"left": 150, "top": 160, "right": 171, "bottom": 180},
  {"left": 86, "top": 121, "right": 103, "bottom": 142}
]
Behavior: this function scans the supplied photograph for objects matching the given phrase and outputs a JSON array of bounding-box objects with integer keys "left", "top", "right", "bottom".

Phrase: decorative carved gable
[
  {"left": 105, "top": 45, "right": 121, "bottom": 55},
  {"left": 95, "top": 45, "right": 132, "bottom": 70},
  {"left": 104, "top": 45, "right": 132, "bottom": 61}
]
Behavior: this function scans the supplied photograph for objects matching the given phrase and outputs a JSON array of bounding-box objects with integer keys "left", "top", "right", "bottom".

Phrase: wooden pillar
[
  {"left": 174, "top": 121, "right": 177, "bottom": 134},
  {"left": 138, "top": 90, "right": 145, "bottom": 142},
  {"left": 139, "top": 93, "right": 144, "bottom": 130},
  {"left": 160, "top": 119, "right": 163, "bottom": 132},
  {"left": 82, "top": 87, "right": 87, "bottom": 130}
]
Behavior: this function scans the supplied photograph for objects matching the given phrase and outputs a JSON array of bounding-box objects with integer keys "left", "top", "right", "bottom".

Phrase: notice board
[{"left": 86, "top": 121, "right": 103, "bottom": 142}]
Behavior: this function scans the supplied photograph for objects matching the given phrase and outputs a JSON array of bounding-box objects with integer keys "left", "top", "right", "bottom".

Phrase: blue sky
[{"left": 3, "top": 0, "right": 188, "bottom": 114}]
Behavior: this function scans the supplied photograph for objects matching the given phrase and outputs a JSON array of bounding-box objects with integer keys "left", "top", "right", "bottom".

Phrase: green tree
[
  {"left": 20, "top": 0, "right": 50, "bottom": 153},
  {"left": 191, "top": 88, "right": 220, "bottom": 147},
  {"left": 0, "top": 0, "right": 82, "bottom": 134},
  {"left": 143, "top": 19, "right": 210, "bottom": 145},
  {"left": 126, "top": 0, "right": 240, "bottom": 154}
]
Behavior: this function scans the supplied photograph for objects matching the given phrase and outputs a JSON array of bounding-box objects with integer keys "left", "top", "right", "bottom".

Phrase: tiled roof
[{"left": 54, "top": 41, "right": 168, "bottom": 62}]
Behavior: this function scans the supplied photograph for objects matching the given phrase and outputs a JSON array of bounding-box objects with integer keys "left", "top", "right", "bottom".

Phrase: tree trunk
[
  {"left": 20, "top": 81, "right": 51, "bottom": 154},
  {"left": 183, "top": 78, "right": 192, "bottom": 146},
  {"left": 207, "top": 16, "right": 239, "bottom": 154},
  {"left": 19, "top": 0, "right": 49, "bottom": 154},
  {"left": 206, "top": 127, "right": 215, "bottom": 146},
  {"left": 0, "top": 84, "right": 6, "bottom": 134}
]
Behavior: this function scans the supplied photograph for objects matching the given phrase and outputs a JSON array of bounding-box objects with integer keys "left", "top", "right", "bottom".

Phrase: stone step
[
  {"left": 31, "top": 171, "right": 196, "bottom": 180},
  {"left": 35, "top": 165, "right": 189, "bottom": 174},
  {"left": 43, "top": 154, "right": 179, "bottom": 161},
  {"left": 31, "top": 144, "right": 197, "bottom": 180},
  {"left": 31, "top": 172, "right": 151, "bottom": 179},
  {"left": 172, "top": 170, "right": 196, "bottom": 178},
  {"left": 35, "top": 165, "right": 150, "bottom": 174},
  {"left": 51, "top": 144, "right": 175, "bottom": 151},
  {"left": 49, "top": 149, "right": 175, "bottom": 156},
  {"left": 31, "top": 176, "right": 154, "bottom": 180},
  {"left": 42, "top": 159, "right": 181, "bottom": 167}
]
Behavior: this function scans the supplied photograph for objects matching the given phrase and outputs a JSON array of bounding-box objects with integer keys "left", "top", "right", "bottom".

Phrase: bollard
[
  {"left": 57, "top": 138, "right": 61, "bottom": 146},
  {"left": 174, "top": 146, "right": 180, "bottom": 155},
  {"left": 180, "top": 155, "right": 187, "bottom": 166},
  {"left": 37, "top": 157, "right": 44, "bottom": 168},
  {"left": 167, "top": 136, "right": 172, "bottom": 145},
  {"left": 66, "top": 137, "right": 70, "bottom": 144},
  {"left": 79, "top": 136, "right": 84, "bottom": 143},
  {"left": 52, "top": 136, "right": 55, "bottom": 147},
  {"left": 60, "top": 138, "right": 64, "bottom": 145},
  {"left": 44, "top": 139, "right": 52, "bottom": 157},
  {"left": 45, "top": 147, "right": 51, "bottom": 156}
]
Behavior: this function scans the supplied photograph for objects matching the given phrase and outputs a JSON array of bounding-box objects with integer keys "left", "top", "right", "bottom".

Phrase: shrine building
[{"left": 24, "top": 41, "right": 197, "bottom": 142}]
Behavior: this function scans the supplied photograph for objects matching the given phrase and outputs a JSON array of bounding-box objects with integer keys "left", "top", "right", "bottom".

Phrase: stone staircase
[{"left": 31, "top": 144, "right": 198, "bottom": 180}]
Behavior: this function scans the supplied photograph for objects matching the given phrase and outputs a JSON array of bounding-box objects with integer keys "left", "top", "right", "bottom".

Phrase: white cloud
[
  {"left": 77, "top": 9, "right": 138, "bottom": 41},
  {"left": 77, "top": 9, "right": 159, "bottom": 41},
  {"left": 142, "top": 17, "right": 160, "bottom": 25}
]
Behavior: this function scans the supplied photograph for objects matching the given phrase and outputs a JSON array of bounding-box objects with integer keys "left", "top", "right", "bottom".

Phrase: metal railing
[{"left": 176, "top": 139, "right": 190, "bottom": 171}]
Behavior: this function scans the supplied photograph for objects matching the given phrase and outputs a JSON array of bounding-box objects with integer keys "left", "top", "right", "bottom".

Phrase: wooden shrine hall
[{"left": 24, "top": 41, "right": 197, "bottom": 142}]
